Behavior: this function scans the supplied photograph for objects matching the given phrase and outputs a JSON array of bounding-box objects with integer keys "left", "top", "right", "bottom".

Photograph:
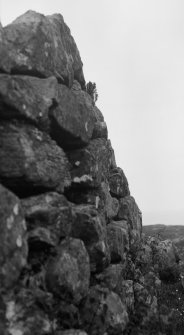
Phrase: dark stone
[
  {"left": 22, "top": 192, "right": 72, "bottom": 241},
  {"left": 67, "top": 139, "right": 116, "bottom": 188},
  {"left": 5, "top": 289, "right": 53, "bottom": 335},
  {"left": 95, "top": 264, "right": 124, "bottom": 291},
  {"left": 100, "top": 183, "right": 119, "bottom": 220},
  {"left": 71, "top": 205, "right": 110, "bottom": 272},
  {"left": 108, "top": 167, "right": 130, "bottom": 199},
  {"left": 53, "top": 302, "right": 81, "bottom": 331},
  {"left": 50, "top": 83, "right": 96, "bottom": 149},
  {"left": 0, "top": 11, "right": 85, "bottom": 88},
  {"left": 45, "top": 238, "right": 90, "bottom": 303},
  {"left": 81, "top": 286, "right": 129, "bottom": 335},
  {"left": 0, "top": 184, "right": 27, "bottom": 290},
  {"left": 0, "top": 122, "right": 71, "bottom": 196},
  {"left": 0, "top": 75, "right": 97, "bottom": 150},
  {"left": 66, "top": 182, "right": 119, "bottom": 221},
  {"left": 107, "top": 220, "right": 129, "bottom": 263},
  {"left": 92, "top": 121, "right": 108, "bottom": 140},
  {"left": 0, "top": 74, "right": 58, "bottom": 129}
]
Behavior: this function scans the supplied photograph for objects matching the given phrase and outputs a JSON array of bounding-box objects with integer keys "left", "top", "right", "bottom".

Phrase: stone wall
[{"left": 0, "top": 11, "right": 180, "bottom": 335}]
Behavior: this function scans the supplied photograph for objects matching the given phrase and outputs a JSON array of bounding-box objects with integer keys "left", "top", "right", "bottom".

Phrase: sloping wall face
[{"left": 0, "top": 11, "right": 180, "bottom": 335}]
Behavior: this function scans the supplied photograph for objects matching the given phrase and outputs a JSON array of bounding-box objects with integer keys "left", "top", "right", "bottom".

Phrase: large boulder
[
  {"left": 45, "top": 238, "right": 90, "bottom": 303},
  {"left": 0, "top": 74, "right": 58, "bottom": 128},
  {"left": 50, "top": 83, "right": 96, "bottom": 149},
  {"left": 0, "top": 11, "right": 85, "bottom": 88},
  {"left": 67, "top": 139, "right": 116, "bottom": 188},
  {"left": 81, "top": 286, "right": 129, "bottom": 335},
  {"left": 0, "top": 184, "right": 27, "bottom": 290},
  {"left": 0, "top": 122, "right": 71, "bottom": 196},
  {"left": 71, "top": 205, "right": 110, "bottom": 272},
  {"left": 22, "top": 192, "right": 72, "bottom": 246}
]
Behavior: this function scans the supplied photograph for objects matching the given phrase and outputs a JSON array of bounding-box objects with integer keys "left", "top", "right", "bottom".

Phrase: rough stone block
[
  {"left": 0, "top": 11, "right": 85, "bottom": 88},
  {"left": 66, "top": 181, "right": 119, "bottom": 221},
  {"left": 108, "top": 167, "right": 130, "bottom": 199},
  {"left": 0, "top": 184, "right": 27, "bottom": 289},
  {"left": 0, "top": 74, "right": 58, "bottom": 128},
  {"left": 67, "top": 139, "right": 115, "bottom": 188},
  {"left": 92, "top": 121, "right": 108, "bottom": 139},
  {"left": 0, "top": 122, "right": 71, "bottom": 196},
  {"left": 22, "top": 192, "right": 72, "bottom": 242},
  {"left": 5, "top": 291, "right": 53, "bottom": 335},
  {"left": 107, "top": 220, "right": 129, "bottom": 263},
  {"left": 50, "top": 83, "right": 96, "bottom": 149},
  {"left": 45, "top": 238, "right": 90, "bottom": 303},
  {"left": 95, "top": 264, "right": 124, "bottom": 291},
  {"left": 117, "top": 196, "right": 142, "bottom": 253},
  {"left": 81, "top": 286, "right": 129, "bottom": 334},
  {"left": 71, "top": 205, "right": 110, "bottom": 272}
]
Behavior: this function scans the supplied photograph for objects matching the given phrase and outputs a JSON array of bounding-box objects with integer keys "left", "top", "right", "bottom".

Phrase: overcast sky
[{"left": 1, "top": 0, "right": 184, "bottom": 225}]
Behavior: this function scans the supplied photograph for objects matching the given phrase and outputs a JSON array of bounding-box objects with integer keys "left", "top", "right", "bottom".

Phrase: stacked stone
[{"left": 0, "top": 11, "right": 180, "bottom": 335}]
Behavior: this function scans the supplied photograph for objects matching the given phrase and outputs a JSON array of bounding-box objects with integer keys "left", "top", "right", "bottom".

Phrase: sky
[{"left": 1, "top": 0, "right": 184, "bottom": 225}]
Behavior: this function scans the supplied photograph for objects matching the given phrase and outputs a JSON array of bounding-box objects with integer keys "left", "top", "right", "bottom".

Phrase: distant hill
[{"left": 143, "top": 224, "right": 184, "bottom": 260}]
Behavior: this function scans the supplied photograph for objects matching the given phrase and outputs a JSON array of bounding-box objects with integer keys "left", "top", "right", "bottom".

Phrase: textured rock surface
[
  {"left": 66, "top": 181, "right": 119, "bottom": 221},
  {"left": 0, "top": 10, "right": 181, "bottom": 335},
  {"left": 0, "top": 184, "right": 27, "bottom": 289},
  {"left": 45, "top": 238, "right": 90, "bottom": 303},
  {"left": 81, "top": 286, "right": 129, "bottom": 334},
  {"left": 0, "top": 74, "right": 58, "bottom": 127},
  {"left": 117, "top": 195, "right": 142, "bottom": 254},
  {"left": 0, "top": 122, "right": 71, "bottom": 195},
  {"left": 107, "top": 220, "right": 129, "bottom": 263},
  {"left": 5, "top": 293, "right": 53, "bottom": 335},
  {"left": 67, "top": 139, "right": 115, "bottom": 188},
  {"left": 71, "top": 205, "right": 110, "bottom": 272},
  {"left": 0, "top": 22, "right": 3, "bottom": 42},
  {"left": 50, "top": 83, "right": 96, "bottom": 149},
  {"left": 0, "top": 11, "right": 85, "bottom": 88},
  {"left": 109, "top": 167, "right": 130, "bottom": 199},
  {"left": 22, "top": 192, "right": 72, "bottom": 241}
]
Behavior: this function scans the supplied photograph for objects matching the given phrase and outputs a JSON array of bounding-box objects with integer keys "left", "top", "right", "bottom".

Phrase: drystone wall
[{"left": 0, "top": 11, "right": 181, "bottom": 335}]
